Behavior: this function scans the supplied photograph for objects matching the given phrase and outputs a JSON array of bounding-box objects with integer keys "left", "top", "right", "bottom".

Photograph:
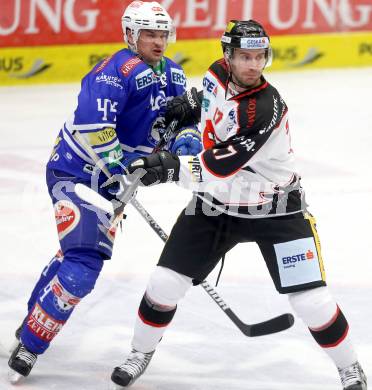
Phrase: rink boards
[{"left": 1, "top": 31, "right": 372, "bottom": 86}]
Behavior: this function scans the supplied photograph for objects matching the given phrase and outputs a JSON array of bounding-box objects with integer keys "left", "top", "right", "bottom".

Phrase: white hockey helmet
[{"left": 122, "top": 1, "right": 176, "bottom": 52}]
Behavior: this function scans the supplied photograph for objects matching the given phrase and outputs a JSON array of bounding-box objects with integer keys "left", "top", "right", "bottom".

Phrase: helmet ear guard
[
  {"left": 221, "top": 19, "right": 273, "bottom": 68},
  {"left": 122, "top": 1, "right": 176, "bottom": 52}
]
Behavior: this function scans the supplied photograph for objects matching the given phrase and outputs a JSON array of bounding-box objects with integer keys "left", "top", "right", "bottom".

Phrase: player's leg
[
  {"left": 288, "top": 287, "right": 366, "bottom": 389},
  {"left": 255, "top": 212, "right": 366, "bottom": 390},
  {"left": 26, "top": 250, "right": 64, "bottom": 313},
  {"left": 10, "top": 250, "right": 64, "bottom": 352},
  {"left": 111, "top": 199, "right": 238, "bottom": 388},
  {"left": 9, "top": 248, "right": 104, "bottom": 379},
  {"left": 9, "top": 170, "right": 115, "bottom": 381},
  {"left": 110, "top": 266, "right": 192, "bottom": 388}
]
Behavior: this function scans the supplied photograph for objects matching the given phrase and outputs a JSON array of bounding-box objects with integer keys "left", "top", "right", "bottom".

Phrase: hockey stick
[
  {"left": 73, "top": 122, "right": 294, "bottom": 337},
  {"left": 130, "top": 198, "right": 295, "bottom": 337}
]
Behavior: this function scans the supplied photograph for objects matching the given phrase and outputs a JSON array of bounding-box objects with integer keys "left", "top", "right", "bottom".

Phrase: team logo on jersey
[
  {"left": 225, "top": 109, "right": 237, "bottom": 134},
  {"left": 54, "top": 200, "right": 81, "bottom": 240},
  {"left": 95, "top": 73, "right": 123, "bottom": 89},
  {"left": 228, "top": 109, "right": 236, "bottom": 122},
  {"left": 27, "top": 303, "right": 65, "bottom": 342},
  {"left": 148, "top": 116, "right": 167, "bottom": 145},
  {"left": 171, "top": 68, "right": 186, "bottom": 86},
  {"left": 121, "top": 57, "right": 142, "bottom": 76},
  {"left": 135, "top": 68, "right": 158, "bottom": 90},
  {"left": 150, "top": 90, "right": 168, "bottom": 111}
]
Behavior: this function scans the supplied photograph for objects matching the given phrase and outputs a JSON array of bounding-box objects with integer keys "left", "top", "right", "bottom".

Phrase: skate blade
[{"left": 8, "top": 369, "right": 25, "bottom": 385}]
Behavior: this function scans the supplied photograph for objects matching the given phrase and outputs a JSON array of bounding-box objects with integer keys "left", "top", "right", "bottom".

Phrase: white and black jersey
[{"left": 178, "top": 59, "right": 305, "bottom": 218}]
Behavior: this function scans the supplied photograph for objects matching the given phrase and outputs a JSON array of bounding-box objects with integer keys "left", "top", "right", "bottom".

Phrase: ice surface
[{"left": 0, "top": 67, "right": 371, "bottom": 389}]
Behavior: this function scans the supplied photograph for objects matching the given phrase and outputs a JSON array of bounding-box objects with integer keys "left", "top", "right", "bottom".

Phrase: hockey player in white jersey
[{"left": 109, "top": 20, "right": 367, "bottom": 390}]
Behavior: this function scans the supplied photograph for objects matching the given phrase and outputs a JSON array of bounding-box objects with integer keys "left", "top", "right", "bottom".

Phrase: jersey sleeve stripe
[
  {"left": 62, "top": 127, "right": 94, "bottom": 164},
  {"left": 200, "top": 150, "right": 243, "bottom": 178}
]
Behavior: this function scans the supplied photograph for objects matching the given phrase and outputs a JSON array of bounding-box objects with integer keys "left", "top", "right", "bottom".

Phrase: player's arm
[
  {"left": 164, "top": 88, "right": 203, "bottom": 156},
  {"left": 124, "top": 124, "right": 275, "bottom": 187},
  {"left": 124, "top": 95, "right": 287, "bottom": 187}
]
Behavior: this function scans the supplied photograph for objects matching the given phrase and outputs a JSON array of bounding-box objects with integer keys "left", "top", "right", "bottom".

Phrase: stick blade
[{"left": 247, "top": 313, "right": 295, "bottom": 337}]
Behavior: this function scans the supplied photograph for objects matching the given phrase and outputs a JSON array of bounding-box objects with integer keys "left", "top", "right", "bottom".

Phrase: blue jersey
[{"left": 47, "top": 48, "right": 187, "bottom": 181}]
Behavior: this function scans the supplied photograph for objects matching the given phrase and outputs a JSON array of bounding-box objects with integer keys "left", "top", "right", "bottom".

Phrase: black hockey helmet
[{"left": 221, "top": 20, "right": 273, "bottom": 67}]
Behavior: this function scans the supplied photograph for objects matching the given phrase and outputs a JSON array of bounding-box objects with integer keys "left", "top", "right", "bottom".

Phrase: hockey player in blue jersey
[{"left": 8, "top": 1, "right": 202, "bottom": 382}]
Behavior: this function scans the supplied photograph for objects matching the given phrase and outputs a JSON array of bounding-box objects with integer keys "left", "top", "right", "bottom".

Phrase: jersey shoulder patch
[
  {"left": 89, "top": 50, "right": 128, "bottom": 91},
  {"left": 120, "top": 56, "right": 143, "bottom": 76}
]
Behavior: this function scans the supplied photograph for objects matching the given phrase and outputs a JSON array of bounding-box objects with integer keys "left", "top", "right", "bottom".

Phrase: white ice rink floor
[{"left": 0, "top": 67, "right": 371, "bottom": 389}]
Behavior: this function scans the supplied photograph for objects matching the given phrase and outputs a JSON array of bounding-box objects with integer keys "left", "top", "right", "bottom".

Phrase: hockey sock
[
  {"left": 132, "top": 266, "right": 192, "bottom": 353},
  {"left": 138, "top": 294, "right": 177, "bottom": 327},
  {"left": 309, "top": 305, "right": 357, "bottom": 369},
  {"left": 132, "top": 294, "right": 177, "bottom": 353},
  {"left": 288, "top": 286, "right": 357, "bottom": 369}
]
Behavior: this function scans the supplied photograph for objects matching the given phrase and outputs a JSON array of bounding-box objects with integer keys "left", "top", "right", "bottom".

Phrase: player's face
[
  {"left": 230, "top": 48, "right": 266, "bottom": 88},
  {"left": 137, "top": 29, "right": 168, "bottom": 66}
]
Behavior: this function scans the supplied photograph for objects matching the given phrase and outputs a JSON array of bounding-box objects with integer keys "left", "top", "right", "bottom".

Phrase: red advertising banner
[{"left": 1, "top": 0, "right": 372, "bottom": 48}]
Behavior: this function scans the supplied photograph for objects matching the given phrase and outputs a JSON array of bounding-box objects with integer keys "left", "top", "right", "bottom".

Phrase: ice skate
[
  {"left": 110, "top": 349, "right": 154, "bottom": 388},
  {"left": 8, "top": 341, "right": 38, "bottom": 383},
  {"left": 338, "top": 361, "right": 367, "bottom": 390}
]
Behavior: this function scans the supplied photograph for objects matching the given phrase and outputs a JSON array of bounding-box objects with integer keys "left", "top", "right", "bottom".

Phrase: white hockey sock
[
  {"left": 288, "top": 286, "right": 358, "bottom": 369},
  {"left": 131, "top": 266, "right": 192, "bottom": 353}
]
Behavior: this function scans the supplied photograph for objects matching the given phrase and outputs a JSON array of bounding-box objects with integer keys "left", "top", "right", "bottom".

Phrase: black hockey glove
[
  {"left": 165, "top": 87, "right": 203, "bottom": 128},
  {"left": 127, "top": 151, "right": 180, "bottom": 186}
]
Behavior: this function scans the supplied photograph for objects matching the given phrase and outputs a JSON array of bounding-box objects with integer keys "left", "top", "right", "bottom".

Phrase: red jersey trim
[{"left": 231, "top": 81, "right": 269, "bottom": 100}]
